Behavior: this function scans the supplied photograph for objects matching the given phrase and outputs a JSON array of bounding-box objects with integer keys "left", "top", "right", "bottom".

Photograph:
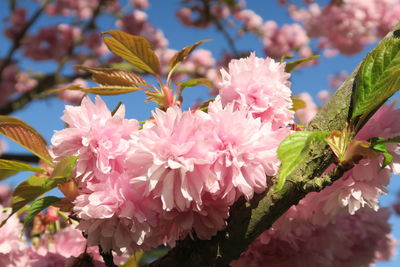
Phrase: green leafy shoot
[
  {"left": 167, "top": 39, "right": 211, "bottom": 83},
  {"left": 0, "top": 159, "right": 46, "bottom": 181},
  {"left": 284, "top": 55, "right": 319, "bottom": 73},
  {"left": 0, "top": 159, "right": 45, "bottom": 174},
  {"left": 176, "top": 78, "right": 213, "bottom": 99},
  {"left": 352, "top": 38, "right": 400, "bottom": 129},
  {"left": 275, "top": 131, "right": 329, "bottom": 191},
  {"left": 23, "top": 196, "right": 61, "bottom": 228},
  {"left": 1, "top": 156, "right": 78, "bottom": 226},
  {"left": 371, "top": 143, "right": 393, "bottom": 168}
]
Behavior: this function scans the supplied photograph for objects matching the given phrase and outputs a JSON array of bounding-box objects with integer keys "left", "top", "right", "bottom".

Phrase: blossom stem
[{"left": 99, "top": 246, "right": 117, "bottom": 267}]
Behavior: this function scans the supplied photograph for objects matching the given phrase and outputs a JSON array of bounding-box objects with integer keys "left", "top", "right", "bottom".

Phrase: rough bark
[{"left": 148, "top": 23, "right": 400, "bottom": 267}]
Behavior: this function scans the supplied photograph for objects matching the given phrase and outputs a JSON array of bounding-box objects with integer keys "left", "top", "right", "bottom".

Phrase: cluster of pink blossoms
[
  {"left": 23, "top": 24, "right": 82, "bottom": 61},
  {"left": 176, "top": 1, "right": 314, "bottom": 60},
  {"left": 45, "top": 0, "right": 120, "bottom": 19},
  {"left": 232, "top": 209, "right": 394, "bottom": 267},
  {"left": 0, "top": 204, "right": 125, "bottom": 266},
  {"left": 290, "top": 0, "right": 400, "bottom": 55},
  {"left": 0, "top": 64, "right": 37, "bottom": 108},
  {"left": 262, "top": 20, "right": 312, "bottom": 60},
  {"left": 50, "top": 53, "right": 293, "bottom": 253},
  {"left": 4, "top": 7, "right": 27, "bottom": 41},
  {"left": 232, "top": 102, "right": 400, "bottom": 266}
]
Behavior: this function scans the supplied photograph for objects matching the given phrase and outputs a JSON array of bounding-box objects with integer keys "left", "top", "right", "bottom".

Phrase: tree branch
[
  {"left": 1, "top": 153, "right": 39, "bottom": 163},
  {"left": 148, "top": 23, "right": 400, "bottom": 267},
  {"left": 0, "top": 73, "right": 88, "bottom": 115}
]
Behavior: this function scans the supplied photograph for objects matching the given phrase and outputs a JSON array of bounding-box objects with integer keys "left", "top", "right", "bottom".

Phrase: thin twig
[{"left": 214, "top": 19, "right": 240, "bottom": 57}]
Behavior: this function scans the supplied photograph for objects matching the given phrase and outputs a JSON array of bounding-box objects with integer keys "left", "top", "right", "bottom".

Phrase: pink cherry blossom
[
  {"left": 85, "top": 31, "right": 108, "bottom": 57},
  {"left": 190, "top": 49, "right": 216, "bottom": 71},
  {"left": 234, "top": 9, "right": 263, "bottom": 31},
  {"left": 51, "top": 96, "right": 160, "bottom": 253},
  {"left": 0, "top": 205, "right": 27, "bottom": 266},
  {"left": 51, "top": 96, "right": 138, "bottom": 186},
  {"left": 232, "top": 209, "right": 394, "bottom": 267},
  {"left": 4, "top": 7, "right": 27, "bottom": 41},
  {"left": 23, "top": 24, "right": 82, "bottom": 61},
  {"left": 290, "top": 0, "right": 400, "bottom": 55},
  {"left": 176, "top": 8, "right": 195, "bottom": 26},
  {"left": 317, "top": 90, "right": 331, "bottom": 103},
  {"left": 207, "top": 98, "right": 289, "bottom": 202},
  {"left": 0, "top": 64, "right": 18, "bottom": 108},
  {"left": 44, "top": 0, "right": 120, "bottom": 19},
  {"left": 57, "top": 78, "right": 86, "bottom": 104},
  {"left": 293, "top": 104, "right": 400, "bottom": 225},
  {"left": 15, "top": 73, "right": 38, "bottom": 93},
  {"left": 127, "top": 106, "right": 215, "bottom": 212},
  {"left": 0, "top": 184, "right": 11, "bottom": 206},
  {"left": 219, "top": 52, "right": 294, "bottom": 129},
  {"left": 262, "top": 20, "right": 310, "bottom": 59},
  {"left": 131, "top": 0, "right": 149, "bottom": 9},
  {"left": 295, "top": 92, "right": 318, "bottom": 125},
  {"left": 0, "top": 139, "right": 6, "bottom": 156},
  {"left": 329, "top": 71, "right": 348, "bottom": 89}
]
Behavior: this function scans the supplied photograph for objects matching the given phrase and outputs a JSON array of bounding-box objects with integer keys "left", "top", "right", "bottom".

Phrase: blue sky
[{"left": 0, "top": 1, "right": 399, "bottom": 266}]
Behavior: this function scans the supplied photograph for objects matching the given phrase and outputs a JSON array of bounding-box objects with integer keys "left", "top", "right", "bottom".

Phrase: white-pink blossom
[
  {"left": 0, "top": 206, "right": 27, "bottom": 266},
  {"left": 207, "top": 98, "right": 289, "bottom": 202},
  {"left": 127, "top": 106, "right": 215, "bottom": 212},
  {"left": 290, "top": 0, "right": 400, "bottom": 55},
  {"left": 23, "top": 24, "right": 82, "bottom": 61},
  {"left": 219, "top": 53, "right": 294, "bottom": 129},
  {"left": 232, "top": 209, "right": 394, "bottom": 267},
  {"left": 262, "top": 20, "right": 310, "bottom": 59}
]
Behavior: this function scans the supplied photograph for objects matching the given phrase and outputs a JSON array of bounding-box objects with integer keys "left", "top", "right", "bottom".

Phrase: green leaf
[
  {"left": 46, "top": 84, "right": 143, "bottom": 96},
  {"left": 49, "top": 156, "right": 78, "bottom": 182},
  {"left": 284, "top": 55, "right": 319, "bottom": 72},
  {"left": 120, "top": 251, "right": 143, "bottom": 267},
  {"left": 371, "top": 142, "right": 393, "bottom": 168},
  {"left": 1, "top": 156, "right": 77, "bottom": 226},
  {"left": 0, "top": 170, "right": 19, "bottom": 181},
  {"left": 383, "top": 136, "right": 400, "bottom": 143},
  {"left": 0, "top": 159, "right": 45, "bottom": 173},
  {"left": 382, "top": 152, "right": 394, "bottom": 168},
  {"left": 371, "top": 143, "right": 388, "bottom": 153},
  {"left": 23, "top": 196, "right": 60, "bottom": 228},
  {"left": 168, "top": 40, "right": 211, "bottom": 70},
  {"left": 102, "top": 30, "right": 160, "bottom": 75},
  {"left": 276, "top": 131, "right": 329, "bottom": 191},
  {"left": 5, "top": 176, "right": 51, "bottom": 225},
  {"left": 75, "top": 65, "right": 149, "bottom": 87},
  {"left": 352, "top": 39, "right": 400, "bottom": 121},
  {"left": 0, "top": 116, "right": 53, "bottom": 166},
  {"left": 176, "top": 78, "right": 213, "bottom": 92},
  {"left": 291, "top": 97, "right": 307, "bottom": 111}
]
